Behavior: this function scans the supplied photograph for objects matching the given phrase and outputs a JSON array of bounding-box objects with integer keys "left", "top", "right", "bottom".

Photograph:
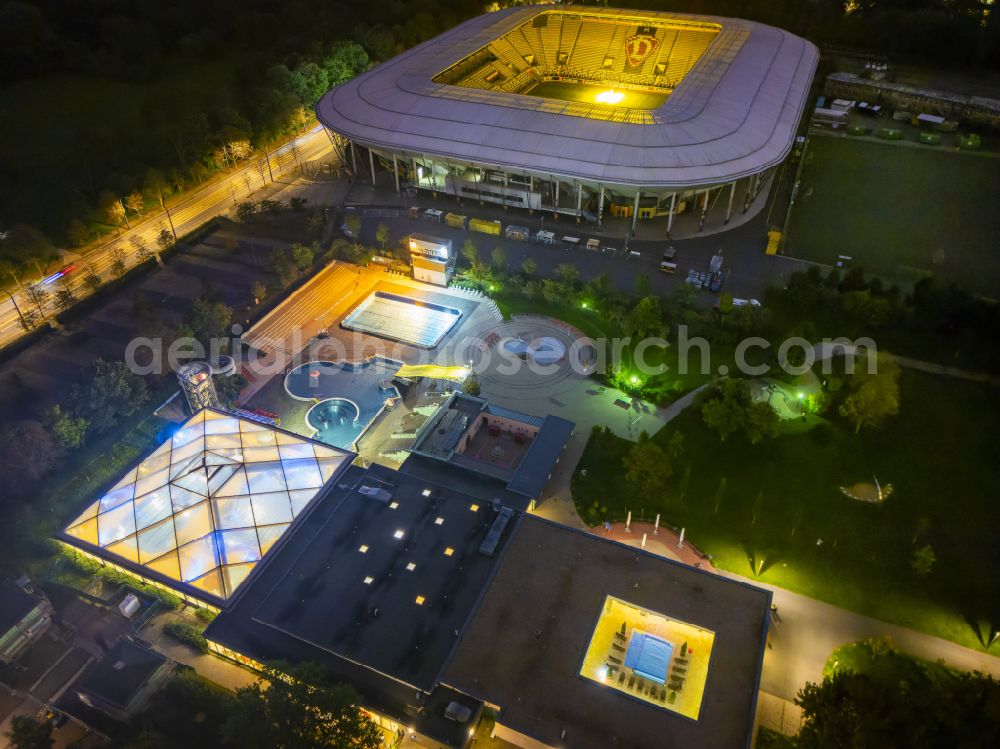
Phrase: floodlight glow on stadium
[{"left": 595, "top": 89, "right": 624, "bottom": 105}]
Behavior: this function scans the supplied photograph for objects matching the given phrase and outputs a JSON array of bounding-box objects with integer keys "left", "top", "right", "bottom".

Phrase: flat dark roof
[
  {"left": 0, "top": 581, "right": 41, "bottom": 633},
  {"left": 506, "top": 414, "right": 574, "bottom": 498},
  {"left": 206, "top": 464, "right": 516, "bottom": 700},
  {"left": 77, "top": 640, "right": 166, "bottom": 709},
  {"left": 443, "top": 517, "right": 771, "bottom": 749}
]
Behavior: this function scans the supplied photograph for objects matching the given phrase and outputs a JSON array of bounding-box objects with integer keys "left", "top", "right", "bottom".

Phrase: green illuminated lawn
[
  {"left": 784, "top": 135, "right": 1000, "bottom": 295},
  {"left": 573, "top": 369, "right": 1000, "bottom": 651}
]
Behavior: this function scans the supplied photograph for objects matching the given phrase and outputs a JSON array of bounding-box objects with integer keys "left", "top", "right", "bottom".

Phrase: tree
[
  {"left": 252, "top": 280, "right": 267, "bottom": 305},
  {"left": 131, "top": 234, "right": 155, "bottom": 264},
  {"left": 541, "top": 279, "right": 564, "bottom": 305},
  {"left": 717, "top": 292, "right": 734, "bottom": 317},
  {"left": 83, "top": 264, "right": 102, "bottom": 292},
  {"left": 290, "top": 243, "right": 314, "bottom": 272},
  {"left": 223, "top": 662, "right": 381, "bottom": 749},
  {"left": 521, "top": 257, "right": 537, "bottom": 278},
  {"left": 795, "top": 665, "right": 1000, "bottom": 749},
  {"left": 623, "top": 431, "right": 674, "bottom": 498},
  {"left": 110, "top": 246, "right": 128, "bottom": 278},
  {"left": 0, "top": 224, "right": 56, "bottom": 271},
  {"left": 214, "top": 374, "right": 248, "bottom": 409},
  {"left": 627, "top": 296, "right": 665, "bottom": 339},
  {"left": 125, "top": 191, "right": 145, "bottom": 216},
  {"left": 839, "top": 353, "right": 901, "bottom": 433},
  {"left": 236, "top": 201, "right": 258, "bottom": 223},
  {"left": 911, "top": 544, "right": 935, "bottom": 575},
  {"left": 555, "top": 263, "right": 579, "bottom": 286},
  {"left": 490, "top": 245, "right": 507, "bottom": 271},
  {"left": 69, "top": 358, "right": 149, "bottom": 434},
  {"left": 343, "top": 213, "right": 361, "bottom": 238},
  {"left": 101, "top": 190, "right": 127, "bottom": 231},
  {"left": 701, "top": 378, "right": 779, "bottom": 444},
  {"left": 634, "top": 272, "right": 650, "bottom": 297},
  {"left": 143, "top": 168, "right": 169, "bottom": 204},
  {"left": 267, "top": 251, "right": 297, "bottom": 286},
  {"left": 375, "top": 223, "right": 389, "bottom": 250},
  {"left": 185, "top": 297, "right": 232, "bottom": 349},
  {"left": 461, "top": 239, "right": 478, "bottom": 266},
  {"left": 5, "top": 715, "right": 53, "bottom": 749},
  {"left": 23, "top": 283, "right": 49, "bottom": 316},
  {"left": 0, "top": 421, "right": 60, "bottom": 501},
  {"left": 55, "top": 282, "right": 75, "bottom": 310},
  {"left": 463, "top": 374, "right": 481, "bottom": 397},
  {"left": 44, "top": 404, "right": 88, "bottom": 449},
  {"left": 306, "top": 210, "right": 325, "bottom": 236},
  {"left": 156, "top": 226, "right": 174, "bottom": 254},
  {"left": 66, "top": 219, "right": 89, "bottom": 247}
]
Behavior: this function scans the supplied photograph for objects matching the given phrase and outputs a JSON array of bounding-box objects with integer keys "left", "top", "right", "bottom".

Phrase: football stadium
[{"left": 318, "top": 5, "right": 818, "bottom": 231}]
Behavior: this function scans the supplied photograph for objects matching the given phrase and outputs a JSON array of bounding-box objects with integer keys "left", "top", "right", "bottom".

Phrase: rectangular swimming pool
[{"left": 341, "top": 291, "right": 462, "bottom": 348}]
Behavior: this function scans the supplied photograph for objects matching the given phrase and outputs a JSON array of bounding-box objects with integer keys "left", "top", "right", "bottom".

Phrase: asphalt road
[{"left": 0, "top": 125, "right": 336, "bottom": 350}]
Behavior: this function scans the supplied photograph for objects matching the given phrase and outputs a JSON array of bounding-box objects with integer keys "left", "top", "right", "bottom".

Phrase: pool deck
[{"left": 285, "top": 358, "right": 402, "bottom": 450}]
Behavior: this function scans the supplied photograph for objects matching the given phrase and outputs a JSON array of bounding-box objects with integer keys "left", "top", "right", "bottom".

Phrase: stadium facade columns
[{"left": 338, "top": 138, "right": 779, "bottom": 235}]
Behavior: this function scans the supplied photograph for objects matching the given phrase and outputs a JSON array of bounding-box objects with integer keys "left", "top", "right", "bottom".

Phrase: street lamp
[{"left": 1, "top": 288, "right": 28, "bottom": 331}]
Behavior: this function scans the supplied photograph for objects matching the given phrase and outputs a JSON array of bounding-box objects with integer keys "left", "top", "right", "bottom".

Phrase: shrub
[{"left": 164, "top": 621, "right": 209, "bottom": 653}]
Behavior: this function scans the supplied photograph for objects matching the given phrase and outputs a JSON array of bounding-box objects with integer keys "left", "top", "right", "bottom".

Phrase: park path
[
  {"left": 812, "top": 342, "right": 1000, "bottom": 386},
  {"left": 892, "top": 354, "right": 1000, "bottom": 385},
  {"left": 532, "top": 384, "right": 709, "bottom": 529},
  {"left": 732, "top": 574, "right": 1000, "bottom": 701}
]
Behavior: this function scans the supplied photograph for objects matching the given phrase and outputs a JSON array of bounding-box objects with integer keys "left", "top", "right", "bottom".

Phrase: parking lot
[{"left": 351, "top": 201, "right": 809, "bottom": 304}]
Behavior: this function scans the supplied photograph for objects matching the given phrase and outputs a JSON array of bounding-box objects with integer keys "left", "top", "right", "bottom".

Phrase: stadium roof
[
  {"left": 318, "top": 6, "right": 818, "bottom": 188},
  {"left": 61, "top": 408, "right": 352, "bottom": 603}
]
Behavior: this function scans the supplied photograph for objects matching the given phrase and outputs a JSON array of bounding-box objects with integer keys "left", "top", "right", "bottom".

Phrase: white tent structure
[{"left": 62, "top": 409, "right": 351, "bottom": 603}]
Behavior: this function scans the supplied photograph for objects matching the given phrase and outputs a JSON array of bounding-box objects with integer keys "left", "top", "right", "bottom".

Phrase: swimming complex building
[
  {"left": 318, "top": 5, "right": 817, "bottom": 231},
  {"left": 58, "top": 406, "right": 771, "bottom": 748}
]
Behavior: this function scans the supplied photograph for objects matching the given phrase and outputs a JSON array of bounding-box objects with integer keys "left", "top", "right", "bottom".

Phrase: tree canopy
[
  {"left": 69, "top": 358, "right": 150, "bottom": 434},
  {"left": 700, "top": 378, "right": 779, "bottom": 444},
  {"left": 223, "top": 663, "right": 382, "bottom": 749},
  {"left": 795, "top": 666, "right": 1000, "bottom": 748}
]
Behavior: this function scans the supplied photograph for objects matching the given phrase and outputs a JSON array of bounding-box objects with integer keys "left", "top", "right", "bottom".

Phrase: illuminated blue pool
[
  {"left": 341, "top": 291, "right": 462, "bottom": 348},
  {"left": 285, "top": 358, "right": 402, "bottom": 449}
]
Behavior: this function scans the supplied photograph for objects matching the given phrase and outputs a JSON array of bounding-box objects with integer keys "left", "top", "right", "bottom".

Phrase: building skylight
[{"left": 62, "top": 409, "right": 349, "bottom": 600}]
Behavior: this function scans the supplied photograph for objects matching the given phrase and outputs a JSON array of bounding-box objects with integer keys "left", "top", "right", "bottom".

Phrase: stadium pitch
[
  {"left": 784, "top": 134, "right": 1000, "bottom": 295},
  {"left": 524, "top": 80, "right": 669, "bottom": 110}
]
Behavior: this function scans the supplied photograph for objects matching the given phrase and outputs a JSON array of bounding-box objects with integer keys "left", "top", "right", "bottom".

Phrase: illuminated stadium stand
[{"left": 318, "top": 6, "right": 817, "bottom": 232}]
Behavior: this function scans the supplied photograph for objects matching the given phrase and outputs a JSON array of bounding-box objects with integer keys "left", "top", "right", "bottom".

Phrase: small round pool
[
  {"left": 306, "top": 398, "right": 360, "bottom": 434},
  {"left": 502, "top": 336, "right": 566, "bottom": 365},
  {"left": 529, "top": 336, "right": 566, "bottom": 365}
]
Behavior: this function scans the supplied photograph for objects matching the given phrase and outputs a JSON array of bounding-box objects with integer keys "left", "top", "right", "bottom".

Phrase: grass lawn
[
  {"left": 573, "top": 369, "right": 1000, "bottom": 651},
  {"left": 824, "top": 639, "right": 957, "bottom": 682},
  {"left": 784, "top": 134, "right": 1000, "bottom": 296}
]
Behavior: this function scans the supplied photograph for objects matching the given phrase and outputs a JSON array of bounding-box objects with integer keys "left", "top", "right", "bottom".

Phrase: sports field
[
  {"left": 784, "top": 134, "right": 1000, "bottom": 295},
  {"left": 525, "top": 80, "right": 668, "bottom": 110}
]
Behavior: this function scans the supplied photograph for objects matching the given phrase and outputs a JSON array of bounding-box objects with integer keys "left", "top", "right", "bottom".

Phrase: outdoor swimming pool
[
  {"left": 341, "top": 291, "right": 462, "bottom": 348},
  {"left": 285, "top": 358, "right": 402, "bottom": 449}
]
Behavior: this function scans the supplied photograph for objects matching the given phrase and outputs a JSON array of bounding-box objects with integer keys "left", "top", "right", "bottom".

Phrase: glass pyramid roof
[{"left": 63, "top": 409, "right": 350, "bottom": 600}]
